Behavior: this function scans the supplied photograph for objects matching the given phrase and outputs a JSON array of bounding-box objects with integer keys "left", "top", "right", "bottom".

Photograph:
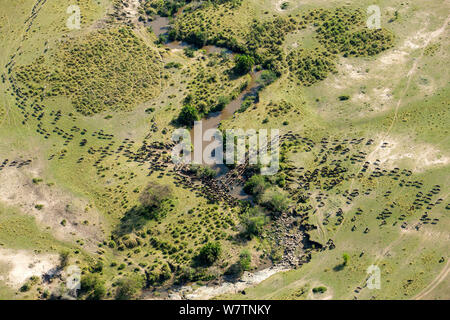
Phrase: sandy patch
[
  {"left": 379, "top": 49, "right": 409, "bottom": 66},
  {"left": 0, "top": 249, "right": 58, "bottom": 289},
  {"left": 352, "top": 86, "right": 393, "bottom": 114},
  {"left": 0, "top": 165, "right": 104, "bottom": 250},
  {"left": 342, "top": 63, "right": 365, "bottom": 80},
  {"left": 366, "top": 136, "right": 450, "bottom": 172},
  {"left": 275, "top": 0, "right": 299, "bottom": 12},
  {"left": 123, "top": 0, "right": 140, "bottom": 21}
]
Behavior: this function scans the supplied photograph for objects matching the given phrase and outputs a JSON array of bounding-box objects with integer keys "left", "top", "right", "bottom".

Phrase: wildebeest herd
[{"left": 1, "top": 0, "right": 447, "bottom": 274}]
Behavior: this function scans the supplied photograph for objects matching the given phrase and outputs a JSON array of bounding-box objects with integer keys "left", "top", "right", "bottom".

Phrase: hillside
[{"left": 0, "top": 0, "right": 448, "bottom": 300}]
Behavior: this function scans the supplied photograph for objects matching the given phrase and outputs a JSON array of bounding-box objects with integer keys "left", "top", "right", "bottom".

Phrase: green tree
[
  {"left": 312, "top": 286, "right": 327, "bottom": 294},
  {"left": 261, "top": 188, "right": 290, "bottom": 214},
  {"left": 178, "top": 105, "right": 199, "bottom": 127},
  {"left": 80, "top": 274, "right": 106, "bottom": 300},
  {"left": 239, "top": 250, "right": 251, "bottom": 271},
  {"left": 342, "top": 253, "right": 350, "bottom": 266},
  {"left": 244, "top": 175, "right": 268, "bottom": 201},
  {"left": 115, "top": 275, "right": 145, "bottom": 300},
  {"left": 59, "top": 251, "right": 70, "bottom": 268},
  {"left": 198, "top": 242, "right": 222, "bottom": 265},
  {"left": 139, "top": 183, "right": 173, "bottom": 220},
  {"left": 234, "top": 54, "right": 255, "bottom": 74},
  {"left": 242, "top": 207, "right": 267, "bottom": 239},
  {"left": 212, "top": 95, "right": 230, "bottom": 112},
  {"left": 258, "top": 70, "right": 277, "bottom": 87}
]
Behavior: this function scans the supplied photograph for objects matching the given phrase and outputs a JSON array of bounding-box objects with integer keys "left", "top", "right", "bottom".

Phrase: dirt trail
[
  {"left": 0, "top": 249, "right": 58, "bottom": 289},
  {"left": 350, "top": 15, "right": 450, "bottom": 189},
  {"left": 414, "top": 260, "right": 449, "bottom": 300},
  {"left": 385, "top": 16, "right": 450, "bottom": 136}
]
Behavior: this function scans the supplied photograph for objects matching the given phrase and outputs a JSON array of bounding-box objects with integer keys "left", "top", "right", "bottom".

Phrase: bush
[
  {"left": 258, "top": 70, "right": 277, "bottom": 87},
  {"left": 80, "top": 274, "right": 106, "bottom": 300},
  {"left": 59, "top": 251, "right": 70, "bottom": 268},
  {"left": 139, "top": 183, "right": 173, "bottom": 209},
  {"left": 244, "top": 175, "right": 269, "bottom": 201},
  {"left": 312, "top": 286, "right": 327, "bottom": 294},
  {"left": 212, "top": 95, "right": 230, "bottom": 112},
  {"left": 19, "top": 283, "right": 31, "bottom": 292},
  {"left": 342, "top": 253, "right": 350, "bottom": 266},
  {"left": 115, "top": 275, "right": 145, "bottom": 300},
  {"left": 234, "top": 55, "right": 255, "bottom": 75},
  {"left": 261, "top": 188, "right": 290, "bottom": 214},
  {"left": 139, "top": 183, "right": 174, "bottom": 220},
  {"left": 242, "top": 207, "right": 267, "bottom": 239},
  {"left": 238, "top": 96, "right": 256, "bottom": 113},
  {"left": 184, "top": 47, "right": 195, "bottom": 58},
  {"left": 198, "top": 242, "right": 222, "bottom": 265},
  {"left": 189, "top": 165, "right": 217, "bottom": 179},
  {"left": 178, "top": 105, "right": 199, "bottom": 127},
  {"left": 239, "top": 250, "right": 251, "bottom": 271},
  {"left": 287, "top": 47, "right": 337, "bottom": 86}
]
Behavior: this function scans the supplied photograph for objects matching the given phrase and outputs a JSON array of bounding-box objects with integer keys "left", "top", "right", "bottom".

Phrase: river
[
  {"left": 148, "top": 12, "right": 265, "bottom": 201},
  {"left": 144, "top": 13, "right": 282, "bottom": 300}
]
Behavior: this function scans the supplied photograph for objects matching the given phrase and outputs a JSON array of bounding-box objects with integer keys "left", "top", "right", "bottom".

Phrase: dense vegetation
[
  {"left": 287, "top": 47, "right": 337, "bottom": 86},
  {"left": 170, "top": 5, "right": 394, "bottom": 77},
  {"left": 14, "top": 28, "right": 161, "bottom": 115},
  {"left": 139, "top": 0, "right": 242, "bottom": 20},
  {"left": 314, "top": 8, "right": 394, "bottom": 57},
  {"left": 176, "top": 52, "right": 247, "bottom": 126},
  {"left": 10, "top": 0, "right": 446, "bottom": 303}
]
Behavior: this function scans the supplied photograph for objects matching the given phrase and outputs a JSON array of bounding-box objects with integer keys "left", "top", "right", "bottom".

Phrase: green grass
[{"left": 0, "top": 0, "right": 448, "bottom": 300}]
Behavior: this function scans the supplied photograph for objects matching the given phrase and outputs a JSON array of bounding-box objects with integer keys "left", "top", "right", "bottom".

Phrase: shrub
[
  {"left": 258, "top": 70, "right": 277, "bottom": 87},
  {"left": 178, "top": 104, "right": 199, "bottom": 127},
  {"left": 212, "top": 95, "right": 230, "bottom": 112},
  {"left": 198, "top": 242, "right": 222, "bottom": 265},
  {"left": 244, "top": 175, "right": 269, "bottom": 201},
  {"left": 59, "top": 251, "right": 70, "bottom": 268},
  {"left": 20, "top": 283, "right": 31, "bottom": 292},
  {"left": 115, "top": 275, "right": 145, "bottom": 300},
  {"left": 261, "top": 188, "right": 290, "bottom": 214},
  {"left": 242, "top": 207, "right": 267, "bottom": 239},
  {"left": 32, "top": 178, "right": 43, "bottom": 184},
  {"left": 239, "top": 250, "right": 251, "bottom": 271},
  {"left": 238, "top": 96, "right": 256, "bottom": 113},
  {"left": 287, "top": 47, "right": 337, "bottom": 86},
  {"left": 312, "top": 286, "right": 327, "bottom": 294},
  {"left": 342, "top": 253, "right": 350, "bottom": 266},
  {"left": 184, "top": 47, "right": 195, "bottom": 58},
  {"left": 139, "top": 183, "right": 174, "bottom": 220},
  {"left": 234, "top": 55, "right": 255, "bottom": 75},
  {"left": 189, "top": 165, "right": 217, "bottom": 179},
  {"left": 80, "top": 274, "right": 106, "bottom": 300}
]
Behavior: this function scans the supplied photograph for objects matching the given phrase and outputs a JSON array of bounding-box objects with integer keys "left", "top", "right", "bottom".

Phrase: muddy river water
[
  {"left": 149, "top": 15, "right": 261, "bottom": 182},
  {"left": 145, "top": 14, "right": 283, "bottom": 300}
]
